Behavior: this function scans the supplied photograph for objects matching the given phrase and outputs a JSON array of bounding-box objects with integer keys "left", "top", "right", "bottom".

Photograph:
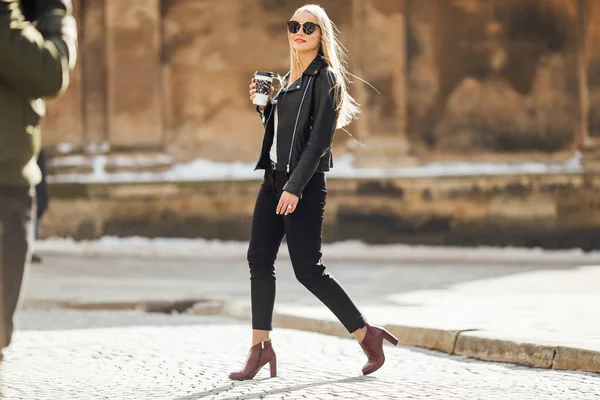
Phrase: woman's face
[{"left": 289, "top": 11, "right": 322, "bottom": 54}]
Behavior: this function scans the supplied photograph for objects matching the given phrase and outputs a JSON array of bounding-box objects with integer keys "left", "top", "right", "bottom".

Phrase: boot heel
[
  {"left": 269, "top": 358, "right": 277, "bottom": 377},
  {"left": 382, "top": 330, "right": 399, "bottom": 346}
]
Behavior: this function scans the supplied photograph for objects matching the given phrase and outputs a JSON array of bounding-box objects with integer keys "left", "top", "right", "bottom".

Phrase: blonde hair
[{"left": 289, "top": 4, "right": 360, "bottom": 129}]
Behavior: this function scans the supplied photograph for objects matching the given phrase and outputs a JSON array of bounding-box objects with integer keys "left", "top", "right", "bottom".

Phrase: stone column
[
  {"left": 391, "top": 11, "right": 408, "bottom": 143},
  {"left": 578, "top": 0, "right": 591, "bottom": 149},
  {"left": 353, "top": 0, "right": 416, "bottom": 168},
  {"left": 40, "top": 0, "right": 85, "bottom": 149},
  {"left": 82, "top": 0, "right": 108, "bottom": 153},
  {"left": 579, "top": 0, "right": 600, "bottom": 169},
  {"left": 351, "top": 0, "right": 369, "bottom": 141},
  {"left": 105, "top": 0, "right": 164, "bottom": 149}
]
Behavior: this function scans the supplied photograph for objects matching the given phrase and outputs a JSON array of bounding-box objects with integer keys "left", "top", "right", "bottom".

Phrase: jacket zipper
[{"left": 287, "top": 76, "right": 313, "bottom": 173}]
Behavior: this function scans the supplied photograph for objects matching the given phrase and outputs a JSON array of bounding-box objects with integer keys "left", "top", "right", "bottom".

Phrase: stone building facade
[
  {"left": 35, "top": 0, "right": 600, "bottom": 248},
  {"left": 41, "top": 0, "right": 600, "bottom": 169}
]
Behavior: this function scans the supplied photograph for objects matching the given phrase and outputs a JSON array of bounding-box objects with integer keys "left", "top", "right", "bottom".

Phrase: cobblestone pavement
[{"left": 1, "top": 310, "right": 598, "bottom": 399}]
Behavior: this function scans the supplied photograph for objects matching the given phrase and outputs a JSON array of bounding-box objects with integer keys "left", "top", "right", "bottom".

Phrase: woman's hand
[
  {"left": 277, "top": 191, "right": 299, "bottom": 215},
  {"left": 249, "top": 78, "right": 274, "bottom": 111}
]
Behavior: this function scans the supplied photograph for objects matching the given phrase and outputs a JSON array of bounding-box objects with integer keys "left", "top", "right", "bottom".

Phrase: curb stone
[
  {"left": 191, "top": 301, "right": 600, "bottom": 375},
  {"left": 553, "top": 347, "right": 600, "bottom": 373},
  {"left": 21, "top": 298, "right": 216, "bottom": 314},
  {"left": 384, "top": 325, "right": 471, "bottom": 354},
  {"left": 21, "top": 299, "right": 144, "bottom": 311},
  {"left": 453, "top": 331, "right": 555, "bottom": 369}
]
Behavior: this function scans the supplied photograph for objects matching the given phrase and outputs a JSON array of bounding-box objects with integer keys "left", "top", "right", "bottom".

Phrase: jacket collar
[
  {"left": 278, "top": 54, "right": 328, "bottom": 89},
  {"left": 303, "top": 54, "right": 328, "bottom": 76}
]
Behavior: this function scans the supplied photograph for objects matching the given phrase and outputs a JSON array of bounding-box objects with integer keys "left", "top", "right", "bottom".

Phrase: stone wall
[
  {"left": 41, "top": 173, "right": 600, "bottom": 250},
  {"left": 38, "top": 0, "right": 598, "bottom": 166},
  {"left": 407, "top": 0, "right": 580, "bottom": 154}
]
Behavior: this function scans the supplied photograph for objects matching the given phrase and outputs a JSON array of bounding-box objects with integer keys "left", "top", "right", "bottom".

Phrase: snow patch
[{"left": 47, "top": 152, "right": 583, "bottom": 184}]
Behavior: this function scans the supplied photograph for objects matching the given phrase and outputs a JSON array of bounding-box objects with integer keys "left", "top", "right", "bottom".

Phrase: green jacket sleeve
[{"left": 0, "top": 0, "right": 77, "bottom": 98}]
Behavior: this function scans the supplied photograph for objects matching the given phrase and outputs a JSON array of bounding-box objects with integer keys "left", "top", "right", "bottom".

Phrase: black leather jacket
[{"left": 254, "top": 55, "right": 339, "bottom": 198}]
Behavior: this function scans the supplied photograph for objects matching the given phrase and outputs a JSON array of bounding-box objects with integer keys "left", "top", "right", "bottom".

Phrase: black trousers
[
  {"left": 247, "top": 167, "right": 366, "bottom": 333},
  {"left": 0, "top": 187, "right": 34, "bottom": 349}
]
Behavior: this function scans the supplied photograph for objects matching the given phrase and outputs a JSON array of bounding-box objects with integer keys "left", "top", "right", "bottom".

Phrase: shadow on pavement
[{"left": 173, "top": 375, "right": 377, "bottom": 400}]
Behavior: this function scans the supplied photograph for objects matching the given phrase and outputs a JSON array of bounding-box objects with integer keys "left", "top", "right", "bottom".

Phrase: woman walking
[{"left": 229, "top": 4, "right": 398, "bottom": 380}]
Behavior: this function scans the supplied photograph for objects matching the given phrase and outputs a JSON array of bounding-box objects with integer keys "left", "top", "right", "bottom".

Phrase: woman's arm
[{"left": 283, "top": 69, "right": 338, "bottom": 198}]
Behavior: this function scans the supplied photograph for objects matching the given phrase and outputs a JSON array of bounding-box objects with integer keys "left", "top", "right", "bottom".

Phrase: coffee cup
[{"left": 253, "top": 71, "right": 274, "bottom": 106}]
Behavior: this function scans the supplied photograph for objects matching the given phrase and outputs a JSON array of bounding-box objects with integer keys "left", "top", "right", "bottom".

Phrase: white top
[
  {"left": 270, "top": 104, "right": 278, "bottom": 164},
  {"left": 268, "top": 76, "right": 299, "bottom": 166}
]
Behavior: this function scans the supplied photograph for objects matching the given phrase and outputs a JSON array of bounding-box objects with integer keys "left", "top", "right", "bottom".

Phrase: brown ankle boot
[
  {"left": 360, "top": 324, "right": 398, "bottom": 375},
  {"left": 229, "top": 340, "right": 277, "bottom": 380}
]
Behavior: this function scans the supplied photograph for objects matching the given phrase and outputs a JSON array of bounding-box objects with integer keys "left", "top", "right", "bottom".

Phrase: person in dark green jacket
[{"left": 0, "top": 0, "right": 77, "bottom": 357}]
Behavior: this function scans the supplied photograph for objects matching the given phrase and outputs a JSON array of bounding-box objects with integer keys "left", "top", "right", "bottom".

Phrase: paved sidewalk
[
  {"left": 21, "top": 252, "right": 600, "bottom": 373},
  {"left": 1, "top": 310, "right": 598, "bottom": 399}
]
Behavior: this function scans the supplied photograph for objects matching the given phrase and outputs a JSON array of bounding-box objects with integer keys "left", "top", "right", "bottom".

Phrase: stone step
[{"left": 47, "top": 152, "right": 173, "bottom": 176}]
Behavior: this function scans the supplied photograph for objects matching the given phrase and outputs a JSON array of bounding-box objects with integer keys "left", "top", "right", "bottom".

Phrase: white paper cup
[{"left": 253, "top": 71, "right": 274, "bottom": 106}]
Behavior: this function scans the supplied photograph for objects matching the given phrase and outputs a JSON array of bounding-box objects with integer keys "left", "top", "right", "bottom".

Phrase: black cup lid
[{"left": 255, "top": 71, "right": 274, "bottom": 77}]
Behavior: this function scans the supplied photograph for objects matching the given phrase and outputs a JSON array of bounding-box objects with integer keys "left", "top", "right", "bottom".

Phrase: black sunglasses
[{"left": 287, "top": 20, "right": 320, "bottom": 35}]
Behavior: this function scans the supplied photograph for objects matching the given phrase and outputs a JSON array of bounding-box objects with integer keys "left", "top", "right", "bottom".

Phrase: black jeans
[{"left": 247, "top": 167, "right": 366, "bottom": 333}]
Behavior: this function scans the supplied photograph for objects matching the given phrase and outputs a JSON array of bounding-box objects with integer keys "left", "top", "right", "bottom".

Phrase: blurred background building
[{"left": 37, "top": 0, "right": 600, "bottom": 249}]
